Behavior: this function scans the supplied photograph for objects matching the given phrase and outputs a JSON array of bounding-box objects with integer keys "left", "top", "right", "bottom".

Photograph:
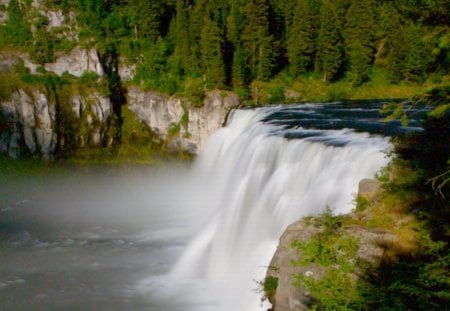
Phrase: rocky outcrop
[
  {"left": 0, "top": 47, "right": 103, "bottom": 77},
  {"left": 127, "top": 88, "right": 240, "bottom": 153},
  {"left": 0, "top": 88, "right": 112, "bottom": 158},
  {"left": 266, "top": 179, "right": 396, "bottom": 311},
  {"left": 118, "top": 58, "right": 135, "bottom": 82},
  {"left": 45, "top": 48, "right": 104, "bottom": 77}
]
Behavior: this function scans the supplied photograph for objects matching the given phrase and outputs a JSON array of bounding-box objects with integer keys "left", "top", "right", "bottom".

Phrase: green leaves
[
  {"left": 291, "top": 208, "right": 361, "bottom": 310},
  {"left": 287, "top": 0, "right": 319, "bottom": 76},
  {"left": 317, "top": 0, "right": 344, "bottom": 83}
]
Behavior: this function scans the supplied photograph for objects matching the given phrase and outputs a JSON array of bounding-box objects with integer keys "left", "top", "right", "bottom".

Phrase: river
[{"left": 0, "top": 101, "right": 428, "bottom": 310}]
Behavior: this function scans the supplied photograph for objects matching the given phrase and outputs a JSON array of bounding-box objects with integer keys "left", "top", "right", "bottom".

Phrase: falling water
[
  {"left": 140, "top": 104, "right": 392, "bottom": 310},
  {"left": 2, "top": 102, "right": 429, "bottom": 310}
]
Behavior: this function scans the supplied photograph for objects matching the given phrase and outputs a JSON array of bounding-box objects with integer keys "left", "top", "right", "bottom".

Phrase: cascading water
[
  {"left": 2, "top": 102, "right": 428, "bottom": 310},
  {"left": 141, "top": 104, "right": 392, "bottom": 310}
]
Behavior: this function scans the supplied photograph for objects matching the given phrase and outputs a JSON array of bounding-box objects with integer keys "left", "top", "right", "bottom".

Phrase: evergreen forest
[{"left": 1, "top": 0, "right": 448, "bottom": 101}]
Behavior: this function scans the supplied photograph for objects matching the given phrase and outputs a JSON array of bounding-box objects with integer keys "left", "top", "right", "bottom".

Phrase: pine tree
[
  {"left": 388, "top": 21, "right": 428, "bottom": 83},
  {"left": 200, "top": 16, "right": 226, "bottom": 88},
  {"left": 128, "top": 0, "right": 163, "bottom": 42},
  {"left": 174, "top": 0, "right": 190, "bottom": 76},
  {"left": 241, "top": 0, "right": 275, "bottom": 81},
  {"left": 345, "top": 0, "right": 376, "bottom": 86},
  {"left": 228, "top": 0, "right": 247, "bottom": 86},
  {"left": 317, "top": 0, "right": 343, "bottom": 83},
  {"left": 287, "top": 0, "right": 320, "bottom": 76},
  {"left": 231, "top": 44, "right": 248, "bottom": 87}
]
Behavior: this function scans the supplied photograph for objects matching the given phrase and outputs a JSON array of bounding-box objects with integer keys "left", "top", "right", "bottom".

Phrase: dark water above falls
[{"left": 0, "top": 102, "right": 428, "bottom": 310}]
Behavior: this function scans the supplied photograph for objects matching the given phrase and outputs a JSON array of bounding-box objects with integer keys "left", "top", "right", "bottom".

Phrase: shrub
[
  {"left": 256, "top": 276, "right": 278, "bottom": 303},
  {"left": 354, "top": 194, "right": 370, "bottom": 212},
  {"left": 184, "top": 77, "right": 205, "bottom": 108}
]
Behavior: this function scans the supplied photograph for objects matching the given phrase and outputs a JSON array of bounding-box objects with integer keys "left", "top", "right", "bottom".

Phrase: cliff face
[
  {"left": 0, "top": 88, "right": 112, "bottom": 158},
  {"left": 0, "top": 51, "right": 240, "bottom": 158},
  {"left": 0, "top": 1, "right": 240, "bottom": 159},
  {"left": 127, "top": 88, "right": 240, "bottom": 154},
  {"left": 266, "top": 179, "right": 395, "bottom": 311}
]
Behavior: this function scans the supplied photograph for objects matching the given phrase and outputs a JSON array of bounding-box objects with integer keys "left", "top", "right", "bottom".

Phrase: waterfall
[{"left": 141, "top": 105, "right": 391, "bottom": 310}]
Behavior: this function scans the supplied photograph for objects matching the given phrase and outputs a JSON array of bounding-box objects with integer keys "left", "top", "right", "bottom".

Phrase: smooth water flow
[
  {"left": 1, "top": 102, "right": 426, "bottom": 310},
  {"left": 141, "top": 106, "right": 391, "bottom": 310}
]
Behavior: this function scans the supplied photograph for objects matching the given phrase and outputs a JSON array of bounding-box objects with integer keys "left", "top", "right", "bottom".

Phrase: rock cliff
[
  {"left": 0, "top": 50, "right": 240, "bottom": 158},
  {"left": 266, "top": 179, "right": 396, "bottom": 311},
  {"left": 0, "top": 1, "right": 241, "bottom": 158},
  {"left": 127, "top": 88, "right": 240, "bottom": 154},
  {"left": 0, "top": 88, "right": 112, "bottom": 158}
]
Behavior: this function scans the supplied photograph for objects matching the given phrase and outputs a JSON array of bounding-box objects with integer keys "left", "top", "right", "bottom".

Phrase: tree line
[{"left": 1, "top": 0, "right": 449, "bottom": 94}]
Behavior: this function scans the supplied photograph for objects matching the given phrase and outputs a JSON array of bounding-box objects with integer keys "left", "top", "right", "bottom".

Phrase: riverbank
[
  {"left": 243, "top": 69, "right": 449, "bottom": 106},
  {"left": 263, "top": 99, "right": 449, "bottom": 310}
]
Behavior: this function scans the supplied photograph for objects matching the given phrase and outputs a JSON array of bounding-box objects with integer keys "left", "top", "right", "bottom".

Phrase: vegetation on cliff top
[{"left": 0, "top": 0, "right": 448, "bottom": 103}]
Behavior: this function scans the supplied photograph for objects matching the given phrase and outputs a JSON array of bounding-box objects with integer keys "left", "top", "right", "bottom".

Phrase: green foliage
[
  {"left": 294, "top": 269, "right": 361, "bottom": 311},
  {"left": 291, "top": 208, "right": 361, "bottom": 310},
  {"left": 168, "top": 122, "right": 181, "bottom": 137},
  {"left": 183, "top": 77, "right": 205, "bottom": 108},
  {"left": 78, "top": 71, "right": 100, "bottom": 87},
  {"left": 1, "top": 0, "right": 445, "bottom": 102},
  {"left": 359, "top": 244, "right": 450, "bottom": 311},
  {"left": 387, "top": 22, "right": 429, "bottom": 83},
  {"left": 0, "top": 0, "right": 32, "bottom": 48},
  {"left": 353, "top": 194, "right": 370, "bottom": 212},
  {"left": 256, "top": 276, "right": 279, "bottom": 303},
  {"left": 241, "top": 0, "right": 276, "bottom": 82},
  {"left": 344, "top": 0, "right": 376, "bottom": 86},
  {"left": 429, "top": 103, "right": 450, "bottom": 118},
  {"left": 200, "top": 16, "right": 226, "bottom": 89},
  {"left": 317, "top": 0, "right": 344, "bottom": 83},
  {"left": 287, "top": 0, "right": 319, "bottom": 76}
]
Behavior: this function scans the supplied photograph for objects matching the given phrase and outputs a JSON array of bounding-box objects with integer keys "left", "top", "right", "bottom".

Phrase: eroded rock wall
[
  {"left": 128, "top": 88, "right": 240, "bottom": 154},
  {"left": 0, "top": 88, "right": 112, "bottom": 158}
]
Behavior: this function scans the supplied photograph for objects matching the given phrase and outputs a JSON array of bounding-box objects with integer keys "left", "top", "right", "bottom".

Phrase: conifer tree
[
  {"left": 231, "top": 44, "right": 248, "bottom": 87},
  {"left": 388, "top": 21, "right": 428, "bottom": 83},
  {"left": 317, "top": 0, "right": 343, "bottom": 83},
  {"left": 174, "top": 0, "right": 190, "bottom": 76},
  {"left": 287, "top": 0, "right": 319, "bottom": 76},
  {"left": 241, "top": 0, "right": 275, "bottom": 81},
  {"left": 345, "top": 0, "right": 376, "bottom": 86},
  {"left": 128, "top": 0, "right": 163, "bottom": 42},
  {"left": 228, "top": 0, "right": 247, "bottom": 86},
  {"left": 200, "top": 16, "right": 226, "bottom": 88}
]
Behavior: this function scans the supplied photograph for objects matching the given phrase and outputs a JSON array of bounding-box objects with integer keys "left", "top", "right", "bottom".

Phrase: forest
[{"left": 1, "top": 0, "right": 449, "bottom": 101}]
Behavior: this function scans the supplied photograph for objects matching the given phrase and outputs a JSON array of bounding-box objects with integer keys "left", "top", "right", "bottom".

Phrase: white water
[{"left": 138, "top": 107, "right": 391, "bottom": 310}]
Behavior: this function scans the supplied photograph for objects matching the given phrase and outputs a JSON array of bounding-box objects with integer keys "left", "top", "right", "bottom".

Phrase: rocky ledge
[
  {"left": 127, "top": 88, "right": 240, "bottom": 154},
  {"left": 266, "top": 179, "right": 398, "bottom": 311}
]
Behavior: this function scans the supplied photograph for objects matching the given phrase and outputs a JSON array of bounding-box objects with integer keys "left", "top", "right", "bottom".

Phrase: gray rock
[
  {"left": 267, "top": 220, "right": 321, "bottom": 311},
  {"left": 45, "top": 48, "right": 104, "bottom": 77},
  {"left": 45, "top": 10, "right": 64, "bottom": 29},
  {"left": 358, "top": 179, "right": 381, "bottom": 199},
  {"left": 0, "top": 88, "right": 112, "bottom": 158},
  {"left": 118, "top": 59, "right": 135, "bottom": 81},
  {"left": 127, "top": 88, "right": 240, "bottom": 153},
  {"left": 267, "top": 180, "right": 395, "bottom": 311}
]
